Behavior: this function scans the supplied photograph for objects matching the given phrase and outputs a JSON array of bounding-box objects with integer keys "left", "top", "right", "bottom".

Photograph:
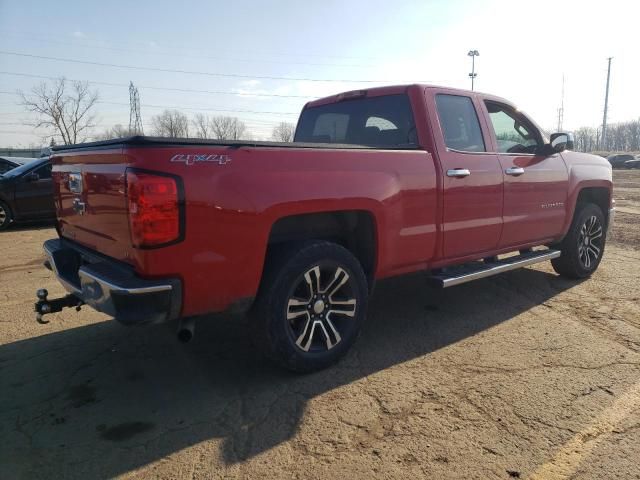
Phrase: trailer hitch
[{"left": 34, "top": 289, "right": 83, "bottom": 324}]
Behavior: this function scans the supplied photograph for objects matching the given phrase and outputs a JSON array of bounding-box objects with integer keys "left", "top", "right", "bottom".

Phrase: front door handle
[
  {"left": 505, "top": 167, "right": 525, "bottom": 176},
  {"left": 447, "top": 168, "right": 471, "bottom": 178}
]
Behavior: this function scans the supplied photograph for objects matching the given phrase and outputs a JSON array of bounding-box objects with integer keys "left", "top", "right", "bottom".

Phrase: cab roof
[{"left": 304, "top": 83, "right": 516, "bottom": 111}]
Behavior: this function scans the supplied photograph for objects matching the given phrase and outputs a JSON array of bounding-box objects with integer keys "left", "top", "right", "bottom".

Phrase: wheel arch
[
  {"left": 561, "top": 179, "right": 613, "bottom": 237},
  {"left": 264, "top": 209, "right": 379, "bottom": 291}
]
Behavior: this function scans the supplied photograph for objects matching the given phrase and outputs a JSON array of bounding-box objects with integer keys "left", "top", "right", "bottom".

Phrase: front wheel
[
  {"left": 0, "top": 201, "right": 13, "bottom": 230},
  {"left": 551, "top": 203, "right": 607, "bottom": 279},
  {"left": 251, "top": 241, "right": 368, "bottom": 372}
]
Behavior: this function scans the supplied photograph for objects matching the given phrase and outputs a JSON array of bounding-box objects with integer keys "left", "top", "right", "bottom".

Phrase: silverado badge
[{"left": 170, "top": 154, "right": 232, "bottom": 166}]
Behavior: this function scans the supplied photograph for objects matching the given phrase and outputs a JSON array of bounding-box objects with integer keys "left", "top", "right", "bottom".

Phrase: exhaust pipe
[{"left": 177, "top": 317, "right": 196, "bottom": 343}]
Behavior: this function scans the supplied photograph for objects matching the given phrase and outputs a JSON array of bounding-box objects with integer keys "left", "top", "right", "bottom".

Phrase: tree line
[
  {"left": 18, "top": 78, "right": 296, "bottom": 144},
  {"left": 17, "top": 77, "right": 638, "bottom": 151},
  {"left": 573, "top": 119, "right": 640, "bottom": 153}
]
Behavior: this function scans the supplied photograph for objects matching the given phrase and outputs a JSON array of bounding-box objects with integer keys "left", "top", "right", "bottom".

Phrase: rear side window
[
  {"left": 295, "top": 94, "right": 417, "bottom": 147},
  {"left": 435, "top": 94, "right": 486, "bottom": 152},
  {"left": 0, "top": 161, "right": 14, "bottom": 174}
]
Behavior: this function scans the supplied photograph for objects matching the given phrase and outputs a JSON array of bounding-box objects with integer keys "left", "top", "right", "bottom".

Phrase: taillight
[{"left": 126, "top": 169, "right": 183, "bottom": 248}]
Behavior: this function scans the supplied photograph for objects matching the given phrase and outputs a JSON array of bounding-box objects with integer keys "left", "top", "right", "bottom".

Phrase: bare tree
[
  {"left": 192, "top": 113, "right": 211, "bottom": 139},
  {"left": 210, "top": 116, "right": 247, "bottom": 140},
  {"left": 571, "top": 119, "right": 640, "bottom": 153},
  {"left": 271, "top": 122, "right": 295, "bottom": 142},
  {"left": 574, "top": 126, "right": 598, "bottom": 153},
  {"left": 19, "top": 77, "right": 99, "bottom": 145},
  {"left": 151, "top": 110, "right": 190, "bottom": 137},
  {"left": 94, "top": 124, "right": 135, "bottom": 141}
]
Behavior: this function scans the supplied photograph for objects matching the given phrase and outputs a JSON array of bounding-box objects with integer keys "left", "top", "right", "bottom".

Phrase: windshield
[
  {"left": 1, "top": 158, "right": 46, "bottom": 178},
  {"left": 294, "top": 94, "right": 417, "bottom": 147}
]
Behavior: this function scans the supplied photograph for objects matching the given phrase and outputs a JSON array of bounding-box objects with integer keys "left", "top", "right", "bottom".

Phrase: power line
[
  {"left": 0, "top": 89, "right": 301, "bottom": 116},
  {"left": 0, "top": 130, "right": 39, "bottom": 135},
  {"left": 1, "top": 118, "right": 293, "bottom": 127},
  {"left": 0, "top": 50, "right": 427, "bottom": 84},
  {"left": 0, "top": 29, "right": 385, "bottom": 62},
  {"left": 0, "top": 33, "right": 374, "bottom": 69},
  {"left": 98, "top": 101, "right": 299, "bottom": 115},
  {"left": 0, "top": 71, "right": 317, "bottom": 99}
]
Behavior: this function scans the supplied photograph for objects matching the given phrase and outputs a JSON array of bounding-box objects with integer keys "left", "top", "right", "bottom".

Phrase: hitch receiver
[{"left": 34, "top": 288, "right": 83, "bottom": 324}]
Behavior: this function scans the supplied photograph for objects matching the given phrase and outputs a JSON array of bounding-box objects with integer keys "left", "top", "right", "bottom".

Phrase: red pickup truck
[{"left": 37, "top": 84, "right": 614, "bottom": 372}]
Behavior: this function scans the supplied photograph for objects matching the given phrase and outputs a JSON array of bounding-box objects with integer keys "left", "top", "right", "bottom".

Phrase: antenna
[{"left": 129, "top": 81, "right": 144, "bottom": 135}]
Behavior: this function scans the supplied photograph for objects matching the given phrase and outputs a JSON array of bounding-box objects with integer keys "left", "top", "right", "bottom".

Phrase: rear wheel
[
  {"left": 0, "top": 201, "right": 13, "bottom": 230},
  {"left": 251, "top": 241, "right": 368, "bottom": 372},
  {"left": 551, "top": 203, "right": 606, "bottom": 279}
]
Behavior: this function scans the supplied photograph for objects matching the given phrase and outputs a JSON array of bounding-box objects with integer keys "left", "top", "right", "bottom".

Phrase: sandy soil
[
  {"left": 609, "top": 170, "right": 640, "bottom": 248},
  {"left": 0, "top": 171, "right": 639, "bottom": 479}
]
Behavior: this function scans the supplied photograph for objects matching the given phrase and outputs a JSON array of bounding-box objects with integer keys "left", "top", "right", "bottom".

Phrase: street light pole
[{"left": 468, "top": 50, "right": 479, "bottom": 90}]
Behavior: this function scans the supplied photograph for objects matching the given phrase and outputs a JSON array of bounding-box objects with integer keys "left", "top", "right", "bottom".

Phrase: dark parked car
[
  {"left": 0, "top": 157, "right": 55, "bottom": 230},
  {"left": 607, "top": 153, "right": 636, "bottom": 169},
  {"left": 0, "top": 156, "right": 36, "bottom": 174},
  {"left": 624, "top": 157, "right": 640, "bottom": 169}
]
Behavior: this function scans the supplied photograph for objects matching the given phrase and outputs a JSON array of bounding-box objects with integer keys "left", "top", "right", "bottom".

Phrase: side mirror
[
  {"left": 26, "top": 172, "right": 40, "bottom": 182},
  {"left": 549, "top": 132, "right": 574, "bottom": 153}
]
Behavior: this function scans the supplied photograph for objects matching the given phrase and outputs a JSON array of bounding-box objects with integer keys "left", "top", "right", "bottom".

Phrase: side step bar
[{"left": 429, "top": 249, "right": 561, "bottom": 288}]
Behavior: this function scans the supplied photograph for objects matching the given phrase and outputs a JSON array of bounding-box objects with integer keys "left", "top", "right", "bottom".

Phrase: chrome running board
[{"left": 429, "top": 249, "right": 561, "bottom": 288}]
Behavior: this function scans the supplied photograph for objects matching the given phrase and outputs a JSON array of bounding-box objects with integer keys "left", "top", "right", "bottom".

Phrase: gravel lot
[{"left": 1, "top": 170, "right": 639, "bottom": 480}]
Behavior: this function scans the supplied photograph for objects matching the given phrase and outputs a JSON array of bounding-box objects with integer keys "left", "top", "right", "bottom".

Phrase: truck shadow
[
  {"left": 0, "top": 268, "right": 580, "bottom": 478},
  {"left": 1, "top": 220, "right": 55, "bottom": 232}
]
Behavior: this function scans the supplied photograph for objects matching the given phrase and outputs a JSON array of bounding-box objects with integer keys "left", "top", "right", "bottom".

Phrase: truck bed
[
  {"left": 51, "top": 136, "right": 420, "bottom": 152},
  {"left": 50, "top": 135, "right": 434, "bottom": 317}
]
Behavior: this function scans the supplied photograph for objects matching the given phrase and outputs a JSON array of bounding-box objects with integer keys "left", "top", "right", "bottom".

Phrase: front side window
[
  {"left": 34, "top": 162, "right": 52, "bottom": 179},
  {"left": 435, "top": 94, "right": 486, "bottom": 152},
  {"left": 295, "top": 94, "right": 417, "bottom": 147},
  {"left": 485, "top": 102, "right": 541, "bottom": 154}
]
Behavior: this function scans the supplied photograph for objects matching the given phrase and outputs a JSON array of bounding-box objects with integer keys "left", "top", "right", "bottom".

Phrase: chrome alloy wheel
[
  {"left": 0, "top": 204, "right": 7, "bottom": 226},
  {"left": 286, "top": 265, "right": 357, "bottom": 352},
  {"left": 577, "top": 215, "right": 603, "bottom": 269}
]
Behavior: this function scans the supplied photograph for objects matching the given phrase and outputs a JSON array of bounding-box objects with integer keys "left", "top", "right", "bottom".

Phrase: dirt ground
[{"left": 1, "top": 171, "right": 639, "bottom": 480}]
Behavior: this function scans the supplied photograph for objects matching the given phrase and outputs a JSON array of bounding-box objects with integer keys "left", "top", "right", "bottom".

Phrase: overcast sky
[{"left": 0, "top": 0, "right": 638, "bottom": 146}]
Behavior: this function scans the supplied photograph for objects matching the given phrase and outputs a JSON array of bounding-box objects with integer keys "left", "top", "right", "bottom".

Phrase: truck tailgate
[{"left": 52, "top": 148, "right": 133, "bottom": 264}]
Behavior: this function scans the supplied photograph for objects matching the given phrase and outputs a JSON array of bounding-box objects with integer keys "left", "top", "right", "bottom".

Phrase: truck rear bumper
[{"left": 43, "top": 238, "right": 182, "bottom": 325}]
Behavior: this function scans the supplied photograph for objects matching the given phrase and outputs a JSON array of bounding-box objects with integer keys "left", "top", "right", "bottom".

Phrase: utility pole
[
  {"left": 557, "top": 74, "right": 565, "bottom": 132},
  {"left": 468, "top": 50, "right": 479, "bottom": 91},
  {"left": 601, "top": 57, "right": 612, "bottom": 150},
  {"left": 129, "top": 81, "right": 144, "bottom": 135}
]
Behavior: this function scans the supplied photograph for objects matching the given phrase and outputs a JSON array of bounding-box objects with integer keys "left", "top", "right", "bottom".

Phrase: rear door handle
[
  {"left": 505, "top": 167, "right": 525, "bottom": 176},
  {"left": 447, "top": 168, "right": 471, "bottom": 178}
]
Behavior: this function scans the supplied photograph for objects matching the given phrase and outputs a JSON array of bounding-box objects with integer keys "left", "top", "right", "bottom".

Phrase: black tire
[
  {"left": 551, "top": 203, "right": 607, "bottom": 279},
  {"left": 0, "top": 200, "right": 13, "bottom": 230},
  {"left": 251, "top": 241, "right": 368, "bottom": 373}
]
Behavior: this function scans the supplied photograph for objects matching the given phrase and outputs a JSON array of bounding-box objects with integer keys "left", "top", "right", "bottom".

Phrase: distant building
[{"left": 0, "top": 147, "right": 48, "bottom": 158}]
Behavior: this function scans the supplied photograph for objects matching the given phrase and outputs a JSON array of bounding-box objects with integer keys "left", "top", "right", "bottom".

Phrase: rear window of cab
[{"left": 294, "top": 94, "right": 418, "bottom": 148}]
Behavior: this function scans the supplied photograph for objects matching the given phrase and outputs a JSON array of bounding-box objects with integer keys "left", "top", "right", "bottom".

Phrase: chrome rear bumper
[{"left": 43, "top": 238, "right": 181, "bottom": 324}]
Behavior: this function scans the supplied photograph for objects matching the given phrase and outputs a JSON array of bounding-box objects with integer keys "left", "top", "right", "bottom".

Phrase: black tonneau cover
[{"left": 50, "top": 136, "right": 420, "bottom": 152}]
